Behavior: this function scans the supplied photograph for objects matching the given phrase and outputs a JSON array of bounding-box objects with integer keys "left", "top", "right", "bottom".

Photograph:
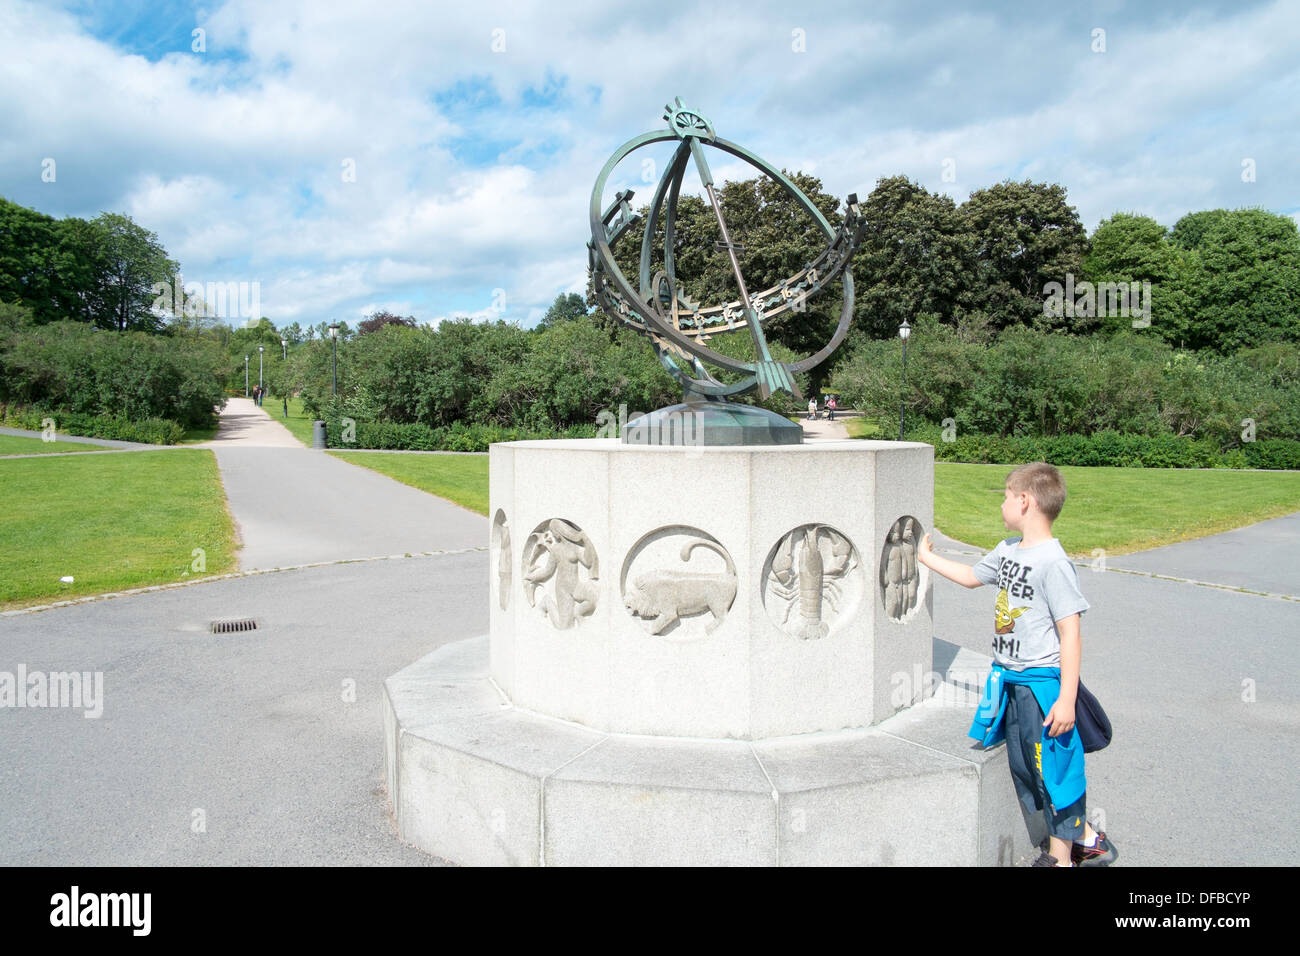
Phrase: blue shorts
[{"left": 1004, "top": 682, "right": 1086, "bottom": 841}]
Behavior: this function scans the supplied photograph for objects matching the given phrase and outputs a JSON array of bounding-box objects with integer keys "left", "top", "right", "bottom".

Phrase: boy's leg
[{"left": 1006, "top": 683, "right": 1085, "bottom": 864}]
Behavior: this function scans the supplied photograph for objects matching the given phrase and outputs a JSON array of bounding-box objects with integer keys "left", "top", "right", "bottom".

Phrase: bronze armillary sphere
[{"left": 588, "top": 97, "right": 866, "bottom": 445}]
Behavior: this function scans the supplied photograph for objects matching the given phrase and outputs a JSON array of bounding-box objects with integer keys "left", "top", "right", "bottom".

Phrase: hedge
[
  {"left": 895, "top": 424, "right": 1300, "bottom": 470},
  {"left": 318, "top": 416, "right": 599, "bottom": 452},
  {"left": 0, "top": 404, "right": 186, "bottom": 446}
]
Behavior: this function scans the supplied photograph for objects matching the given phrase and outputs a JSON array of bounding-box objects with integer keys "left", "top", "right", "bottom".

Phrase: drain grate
[{"left": 210, "top": 618, "right": 259, "bottom": 634}]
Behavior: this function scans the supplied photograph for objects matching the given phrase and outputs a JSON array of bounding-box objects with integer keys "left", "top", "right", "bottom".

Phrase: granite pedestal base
[{"left": 382, "top": 636, "right": 1041, "bottom": 866}]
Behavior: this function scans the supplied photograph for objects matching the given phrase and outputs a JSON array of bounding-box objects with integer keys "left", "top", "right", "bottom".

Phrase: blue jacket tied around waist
[{"left": 969, "top": 665, "right": 1086, "bottom": 809}]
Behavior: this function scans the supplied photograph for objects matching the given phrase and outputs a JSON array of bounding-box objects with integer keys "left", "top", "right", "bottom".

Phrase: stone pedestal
[
  {"left": 488, "top": 439, "right": 934, "bottom": 739},
  {"left": 383, "top": 637, "right": 1038, "bottom": 866},
  {"left": 384, "top": 438, "right": 1033, "bottom": 865}
]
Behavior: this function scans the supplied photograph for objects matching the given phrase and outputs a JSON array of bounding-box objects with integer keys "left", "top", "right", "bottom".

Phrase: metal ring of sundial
[{"left": 588, "top": 97, "right": 866, "bottom": 403}]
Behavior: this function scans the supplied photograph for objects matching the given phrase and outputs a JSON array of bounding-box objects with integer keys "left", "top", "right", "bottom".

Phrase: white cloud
[{"left": 2, "top": 0, "right": 1296, "bottom": 330}]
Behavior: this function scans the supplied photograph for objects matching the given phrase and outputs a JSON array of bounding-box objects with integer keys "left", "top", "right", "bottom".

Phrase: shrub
[
  {"left": 0, "top": 404, "right": 186, "bottom": 445},
  {"left": 0, "top": 322, "right": 224, "bottom": 428},
  {"left": 916, "top": 427, "right": 1299, "bottom": 470}
]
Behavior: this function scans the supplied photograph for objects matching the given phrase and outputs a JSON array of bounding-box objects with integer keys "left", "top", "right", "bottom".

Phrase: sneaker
[
  {"left": 1031, "top": 850, "right": 1072, "bottom": 867},
  {"left": 1072, "top": 831, "right": 1118, "bottom": 867}
]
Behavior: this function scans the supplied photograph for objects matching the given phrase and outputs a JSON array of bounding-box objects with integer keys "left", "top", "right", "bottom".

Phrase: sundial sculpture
[
  {"left": 383, "top": 101, "right": 985, "bottom": 867},
  {"left": 588, "top": 97, "right": 866, "bottom": 445}
]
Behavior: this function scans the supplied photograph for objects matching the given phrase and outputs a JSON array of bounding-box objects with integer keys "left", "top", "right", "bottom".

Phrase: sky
[{"left": 1, "top": 0, "right": 1297, "bottom": 329}]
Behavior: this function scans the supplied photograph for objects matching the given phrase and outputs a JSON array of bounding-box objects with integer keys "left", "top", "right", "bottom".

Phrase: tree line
[
  {"left": 3, "top": 176, "right": 1298, "bottom": 457},
  {"left": 607, "top": 173, "right": 1300, "bottom": 359}
]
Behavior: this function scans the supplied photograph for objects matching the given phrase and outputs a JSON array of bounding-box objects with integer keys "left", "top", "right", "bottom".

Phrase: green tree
[
  {"left": 0, "top": 198, "right": 103, "bottom": 325},
  {"left": 1082, "top": 212, "right": 1188, "bottom": 339},
  {"left": 85, "top": 212, "right": 178, "bottom": 332},
  {"left": 1168, "top": 210, "right": 1230, "bottom": 250},
  {"left": 358, "top": 309, "right": 418, "bottom": 335},
  {"left": 1168, "top": 208, "right": 1300, "bottom": 352},
  {"left": 535, "top": 292, "right": 589, "bottom": 331},
  {"left": 960, "top": 180, "right": 1090, "bottom": 331},
  {"left": 851, "top": 175, "right": 978, "bottom": 342}
]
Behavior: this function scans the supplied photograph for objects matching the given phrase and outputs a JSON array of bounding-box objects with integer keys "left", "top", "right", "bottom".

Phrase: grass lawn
[
  {"left": 272, "top": 393, "right": 314, "bottom": 447},
  {"left": 0, "top": 434, "right": 106, "bottom": 455},
  {"left": 326, "top": 449, "right": 1300, "bottom": 554},
  {"left": 935, "top": 461, "right": 1300, "bottom": 556},
  {"left": 0, "top": 449, "right": 237, "bottom": 608},
  {"left": 179, "top": 423, "right": 220, "bottom": 443},
  {"left": 329, "top": 451, "right": 489, "bottom": 515},
  {"left": 844, "top": 418, "right": 885, "bottom": 439}
]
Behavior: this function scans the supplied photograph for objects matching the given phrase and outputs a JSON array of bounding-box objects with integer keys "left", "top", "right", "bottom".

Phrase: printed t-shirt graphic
[{"left": 972, "top": 538, "right": 1090, "bottom": 670}]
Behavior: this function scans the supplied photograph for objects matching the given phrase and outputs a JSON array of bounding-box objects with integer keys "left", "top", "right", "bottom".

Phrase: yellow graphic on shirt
[
  {"left": 995, "top": 588, "right": 1029, "bottom": 634},
  {"left": 1034, "top": 741, "right": 1043, "bottom": 774}
]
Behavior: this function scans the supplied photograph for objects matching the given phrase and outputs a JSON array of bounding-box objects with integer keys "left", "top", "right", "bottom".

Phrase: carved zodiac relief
[
  {"left": 522, "top": 518, "right": 599, "bottom": 630},
  {"left": 762, "top": 524, "right": 861, "bottom": 639},
  {"left": 880, "top": 516, "right": 925, "bottom": 622},
  {"left": 620, "top": 527, "right": 737, "bottom": 639},
  {"left": 491, "top": 510, "right": 511, "bottom": 611}
]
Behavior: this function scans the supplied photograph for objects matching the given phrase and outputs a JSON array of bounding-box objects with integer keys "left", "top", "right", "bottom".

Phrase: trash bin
[{"left": 312, "top": 420, "right": 327, "bottom": 449}]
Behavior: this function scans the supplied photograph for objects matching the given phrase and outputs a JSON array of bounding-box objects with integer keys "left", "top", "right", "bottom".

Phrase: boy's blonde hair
[{"left": 1006, "top": 462, "right": 1067, "bottom": 522}]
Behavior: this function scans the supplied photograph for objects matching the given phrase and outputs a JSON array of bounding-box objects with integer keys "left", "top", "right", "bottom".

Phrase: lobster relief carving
[{"left": 764, "top": 524, "right": 860, "bottom": 639}]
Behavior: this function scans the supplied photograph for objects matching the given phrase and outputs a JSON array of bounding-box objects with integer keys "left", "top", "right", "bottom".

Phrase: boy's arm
[
  {"left": 1043, "top": 613, "right": 1081, "bottom": 737},
  {"left": 916, "top": 532, "right": 984, "bottom": 589}
]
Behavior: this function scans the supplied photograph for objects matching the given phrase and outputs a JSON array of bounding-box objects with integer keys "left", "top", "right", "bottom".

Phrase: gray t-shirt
[{"left": 972, "top": 537, "right": 1090, "bottom": 671}]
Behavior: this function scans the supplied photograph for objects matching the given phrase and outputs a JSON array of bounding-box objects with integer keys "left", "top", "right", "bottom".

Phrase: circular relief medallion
[
  {"left": 880, "top": 515, "right": 927, "bottom": 623},
  {"left": 761, "top": 524, "right": 862, "bottom": 640},
  {"left": 620, "top": 526, "right": 737, "bottom": 640},
  {"left": 521, "top": 518, "right": 599, "bottom": 630},
  {"left": 491, "top": 510, "right": 511, "bottom": 611}
]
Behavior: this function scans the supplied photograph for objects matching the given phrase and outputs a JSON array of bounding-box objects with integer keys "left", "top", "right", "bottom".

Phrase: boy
[{"left": 917, "top": 462, "right": 1117, "bottom": 867}]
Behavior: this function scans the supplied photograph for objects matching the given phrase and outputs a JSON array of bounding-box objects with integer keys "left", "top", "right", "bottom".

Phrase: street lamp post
[
  {"left": 280, "top": 337, "right": 289, "bottom": 418},
  {"left": 328, "top": 323, "right": 340, "bottom": 397},
  {"left": 258, "top": 345, "right": 264, "bottom": 394},
  {"left": 244, "top": 355, "right": 249, "bottom": 397},
  {"left": 898, "top": 319, "right": 911, "bottom": 441}
]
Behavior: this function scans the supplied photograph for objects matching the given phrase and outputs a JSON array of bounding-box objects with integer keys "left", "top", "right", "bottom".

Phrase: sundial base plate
[{"left": 620, "top": 401, "right": 802, "bottom": 446}]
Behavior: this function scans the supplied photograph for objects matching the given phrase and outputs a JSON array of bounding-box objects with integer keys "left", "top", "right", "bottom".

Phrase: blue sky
[{"left": 1, "top": 0, "right": 1296, "bottom": 329}]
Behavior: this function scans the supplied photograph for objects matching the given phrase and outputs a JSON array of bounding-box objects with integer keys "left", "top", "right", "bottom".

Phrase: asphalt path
[
  {"left": 201, "top": 398, "right": 486, "bottom": 570},
  {"left": 0, "top": 553, "right": 485, "bottom": 865}
]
